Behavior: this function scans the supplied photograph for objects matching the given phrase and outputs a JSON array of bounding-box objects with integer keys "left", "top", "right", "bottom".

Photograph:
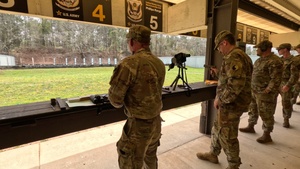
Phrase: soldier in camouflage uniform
[
  {"left": 277, "top": 43, "right": 299, "bottom": 128},
  {"left": 196, "top": 30, "right": 253, "bottom": 169},
  {"left": 108, "top": 25, "right": 166, "bottom": 169},
  {"left": 239, "top": 40, "right": 283, "bottom": 143},
  {"left": 291, "top": 44, "right": 300, "bottom": 105}
]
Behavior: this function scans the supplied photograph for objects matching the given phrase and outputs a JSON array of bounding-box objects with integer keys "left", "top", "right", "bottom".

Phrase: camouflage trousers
[
  {"left": 248, "top": 92, "right": 278, "bottom": 132},
  {"left": 210, "top": 107, "right": 242, "bottom": 168},
  {"left": 280, "top": 88, "right": 293, "bottom": 119},
  {"left": 117, "top": 115, "right": 162, "bottom": 169}
]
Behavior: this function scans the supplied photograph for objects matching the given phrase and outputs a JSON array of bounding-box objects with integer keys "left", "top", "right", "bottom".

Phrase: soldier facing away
[
  {"left": 196, "top": 30, "right": 253, "bottom": 169},
  {"left": 239, "top": 40, "right": 283, "bottom": 143},
  {"left": 108, "top": 25, "right": 166, "bottom": 169}
]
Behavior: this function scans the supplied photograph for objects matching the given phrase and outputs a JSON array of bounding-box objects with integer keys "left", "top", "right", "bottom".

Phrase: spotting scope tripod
[{"left": 170, "top": 62, "right": 191, "bottom": 91}]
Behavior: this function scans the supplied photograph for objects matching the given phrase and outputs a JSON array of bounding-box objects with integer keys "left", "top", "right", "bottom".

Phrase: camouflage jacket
[
  {"left": 108, "top": 48, "right": 166, "bottom": 119},
  {"left": 217, "top": 47, "right": 253, "bottom": 111},
  {"left": 280, "top": 55, "right": 299, "bottom": 88},
  {"left": 293, "top": 55, "right": 300, "bottom": 83},
  {"left": 252, "top": 53, "right": 283, "bottom": 93}
]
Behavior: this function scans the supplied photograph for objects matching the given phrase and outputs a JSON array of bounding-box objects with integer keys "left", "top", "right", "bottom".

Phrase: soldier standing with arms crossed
[
  {"left": 196, "top": 30, "right": 253, "bottom": 169},
  {"left": 277, "top": 43, "right": 299, "bottom": 128},
  {"left": 239, "top": 40, "right": 283, "bottom": 143},
  {"left": 108, "top": 25, "right": 166, "bottom": 169}
]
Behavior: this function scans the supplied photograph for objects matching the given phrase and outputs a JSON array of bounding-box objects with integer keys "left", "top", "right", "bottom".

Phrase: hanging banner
[
  {"left": 236, "top": 23, "right": 244, "bottom": 42},
  {"left": 181, "top": 30, "right": 201, "bottom": 37},
  {"left": 52, "top": 0, "right": 84, "bottom": 21},
  {"left": 144, "top": 0, "right": 162, "bottom": 32},
  {"left": 245, "top": 27, "right": 252, "bottom": 44},
  {"left": 259, "top": 30, "right": 269, "bottom": 42},
  {"left": 239, "top": 23, "right": 270, "bottom": 44},
  {"left": 246, "top": 26, "right": 257, "bottom": 45},
  {"left": 125, "top": 0, "right": 144, "bottom": 26},
  {"left": 0, "top": 0, "right": 28, "bottom": 13},
  {"left": 251, "top": 27, "right": 257, "bottom": 45},
  {"left": 82, "top": 0, "right": 112, "bottom": 24},
  {"left": 125, "top": 0, "right": 162, "bottom": 32}
]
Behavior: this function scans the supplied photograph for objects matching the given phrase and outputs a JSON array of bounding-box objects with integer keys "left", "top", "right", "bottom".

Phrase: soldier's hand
[
  {"left": 282, "top": 85, "right": 289, "bottom": 93},
  {"left": 214, "top": 98, "right": 219, "bottom": 109},
  {"left": 210, "top": 67, "right": 218, "bottom": 75},
  {"left": 264, "top": 88, "right": 271, "bottom": 94}
]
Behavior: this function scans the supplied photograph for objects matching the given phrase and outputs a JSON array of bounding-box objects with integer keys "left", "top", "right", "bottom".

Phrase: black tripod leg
[
  {"left": 173, "top": 76, "right": 180, "bottom": 90},
  {"left": 179, "top": 77, "right": 191, "bottom": 89},
  {"left": 170, "top": 75, "right": 180, "bottom": 90},
  {"left": 183, "top": 80, "right": 192, "bottom": 89},
  {"left": 170, "top": 68, "right": 182, "bottom": 91}
]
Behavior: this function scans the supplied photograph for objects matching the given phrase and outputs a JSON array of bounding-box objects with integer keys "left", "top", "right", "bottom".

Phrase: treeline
[{"left": 0, "top": 12, "right": 207, "bottom": 65}]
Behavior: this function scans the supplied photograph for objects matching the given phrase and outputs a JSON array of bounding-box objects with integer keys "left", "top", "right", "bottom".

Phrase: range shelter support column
[{"left": 200, "top": 0, "right": 239, "bottom": 135}]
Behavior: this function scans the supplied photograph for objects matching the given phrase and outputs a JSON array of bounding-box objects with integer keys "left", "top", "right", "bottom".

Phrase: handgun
[{"left": 203, "top": 64, "right": 216, "bottom": 69}]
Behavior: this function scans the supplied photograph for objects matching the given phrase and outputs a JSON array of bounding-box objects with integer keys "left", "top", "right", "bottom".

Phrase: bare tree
[{"left": 0, "top": 13, "right": 206, "bottom": 65}]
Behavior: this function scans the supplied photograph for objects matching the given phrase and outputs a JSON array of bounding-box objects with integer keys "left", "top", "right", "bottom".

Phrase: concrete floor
[{"left": 1, "top": 96, "right": 300, "bottom": 169}]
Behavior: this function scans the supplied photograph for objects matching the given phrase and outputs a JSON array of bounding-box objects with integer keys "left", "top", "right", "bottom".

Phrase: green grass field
[{"left": 0, "top": 66, "right": 204, "bottom": 107}]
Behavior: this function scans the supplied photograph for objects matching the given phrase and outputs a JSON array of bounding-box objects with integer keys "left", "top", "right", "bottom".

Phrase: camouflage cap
[
  {"left": 253, "top": 40, "right": 273, "bottom": 49},
  {"left": 126, "top": 25, "right": 151, "bottom": 43},
  {"left": 294, "top": 44, "right": 300, "bottom": 50},
  {"left": 214, "top": 30, "right": 232, "bottom": 50},
  {"left": 276, "top": 43, "right": 292, "bottom": 50}
]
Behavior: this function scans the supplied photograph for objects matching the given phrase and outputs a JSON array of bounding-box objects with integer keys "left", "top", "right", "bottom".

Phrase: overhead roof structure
[{"left": 163, "top": 0, "right": 300, "bottom": 34}]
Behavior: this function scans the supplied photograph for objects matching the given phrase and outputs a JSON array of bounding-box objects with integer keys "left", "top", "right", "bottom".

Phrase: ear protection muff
[{"left": 130, "top": 39, "right": 134, "bottom": 47}]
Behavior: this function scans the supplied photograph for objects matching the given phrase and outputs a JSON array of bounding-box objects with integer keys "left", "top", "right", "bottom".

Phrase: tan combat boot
[
  {"left": 283, "top": 118, "right": 290, "bottom": 128},
  {"left": 239, "top": 124, "right": 255, "bottom": 133},
  {"left": 256, "top": 131, "right": 272, "bottom": 143},
  {"left": 196, "top": 152, "right": 218, "bottom": 164}
]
